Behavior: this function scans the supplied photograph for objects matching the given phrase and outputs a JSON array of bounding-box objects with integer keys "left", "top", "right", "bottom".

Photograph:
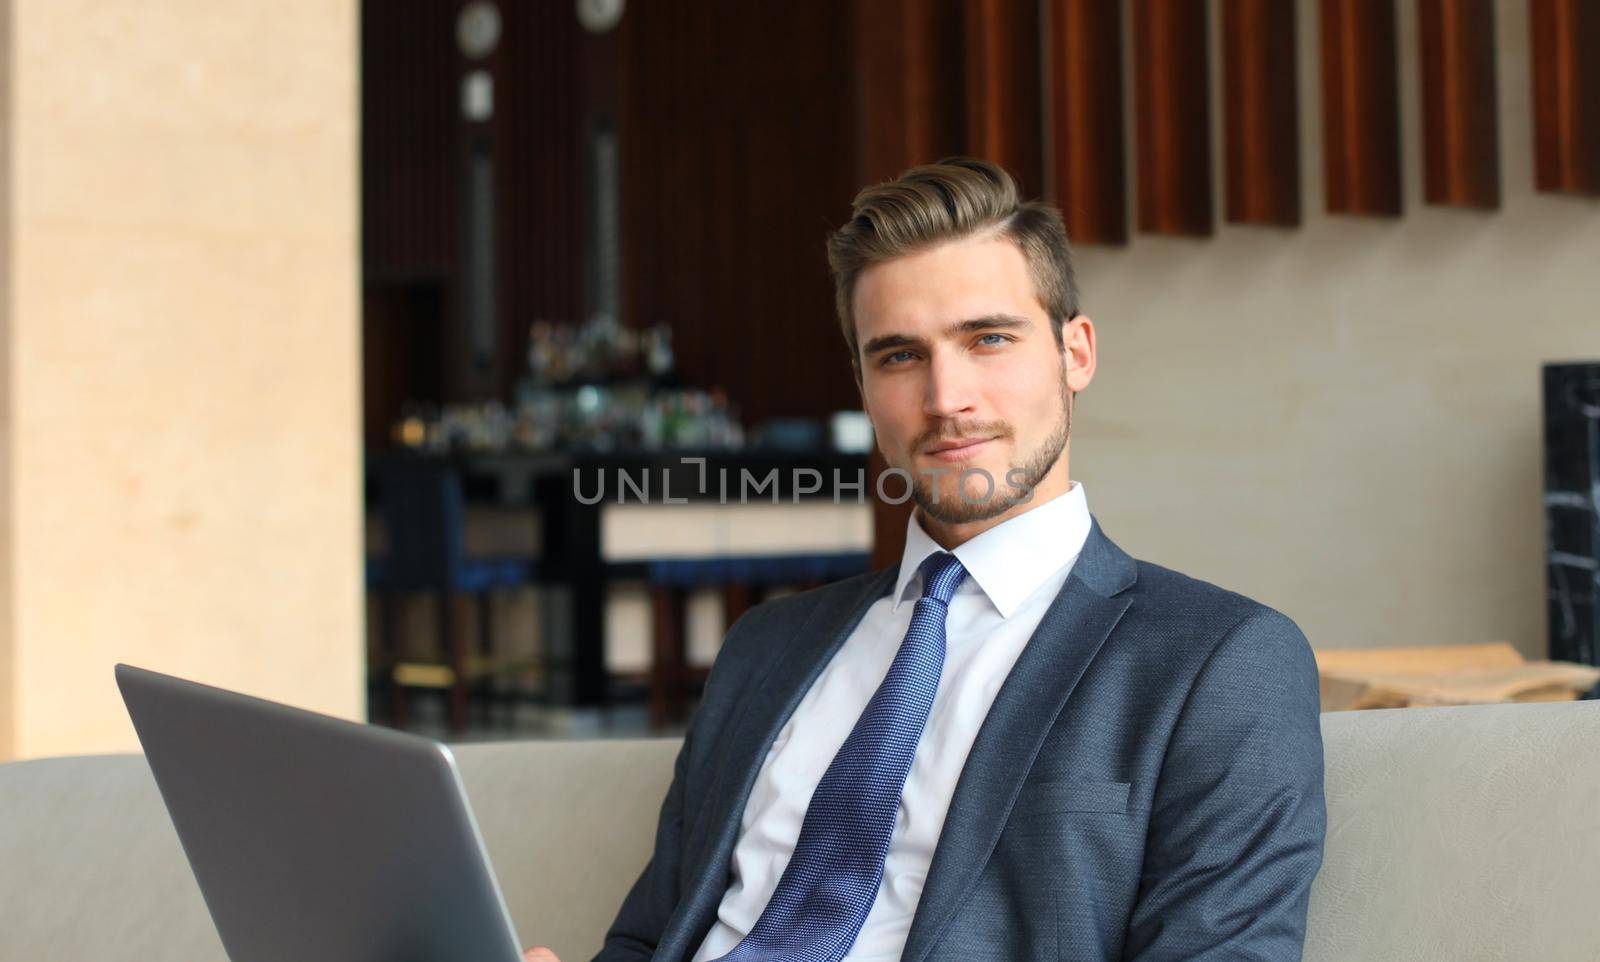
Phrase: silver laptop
[{"left": 115, "top": 663, "right": 526, "bottom": 962}]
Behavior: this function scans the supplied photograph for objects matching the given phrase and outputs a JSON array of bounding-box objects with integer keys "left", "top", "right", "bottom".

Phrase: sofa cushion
[
  {"left": 5, "top": 702, "right": 1600, "bottom": 960},
  {"left": 454, "top": 737, "right": 679, "bottom": 959},
  {"left": 1307, "top": 701, "right": 1600, "bottom": 961},
  {"left": 0, "top": 753, "right": 225, "bottom": 962}
]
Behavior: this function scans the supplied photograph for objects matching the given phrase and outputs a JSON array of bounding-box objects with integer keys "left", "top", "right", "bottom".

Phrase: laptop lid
[{"left": 115, "top": 663, "right": 525, "bottom": 962}]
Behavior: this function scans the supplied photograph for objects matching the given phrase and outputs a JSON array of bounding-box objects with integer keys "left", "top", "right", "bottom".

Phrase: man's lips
[{"left": 923, "top": 437, "right": 996, "bottom": 462}]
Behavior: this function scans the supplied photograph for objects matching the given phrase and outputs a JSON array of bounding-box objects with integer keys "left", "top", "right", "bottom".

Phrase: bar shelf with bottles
[
  {"left": 391, "top": 315, "right": 744, "bottom": 455},
  {"left": 366, "top": 315, "right": 872, "bottom": 709}
]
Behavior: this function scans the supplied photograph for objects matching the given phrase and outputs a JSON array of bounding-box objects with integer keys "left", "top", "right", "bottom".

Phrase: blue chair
[
  {"left": 645, "top": 551, "right": 872, "bottom": 728},
  {"left": 367, "top": 459, "right": 540, "bottom": 733}
]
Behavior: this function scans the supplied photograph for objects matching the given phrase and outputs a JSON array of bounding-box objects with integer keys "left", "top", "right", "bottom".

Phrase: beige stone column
[
  {"left": 0, "top": 0, "right": 363, "bottom": 760},
  {"left": 1, "top": 0, "right": 15, "bottom": 761}
]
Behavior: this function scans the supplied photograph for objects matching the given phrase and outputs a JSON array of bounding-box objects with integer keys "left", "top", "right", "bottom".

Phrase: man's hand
[{"left": 522, "top": 947, "right": 560, "bottom": 962}]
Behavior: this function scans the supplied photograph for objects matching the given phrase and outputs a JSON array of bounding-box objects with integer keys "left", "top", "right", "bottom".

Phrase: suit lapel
[
  {"left": 658, "top": 565, "right": 898, "bottom": 961},
  {"left": 899, "top": 517, "right": 1137, "bottom": 962}
]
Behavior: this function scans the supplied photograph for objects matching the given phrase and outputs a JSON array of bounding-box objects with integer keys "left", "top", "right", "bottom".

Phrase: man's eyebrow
[{"left": 861, "top": 314, "right": 1033, "bottom": 358}]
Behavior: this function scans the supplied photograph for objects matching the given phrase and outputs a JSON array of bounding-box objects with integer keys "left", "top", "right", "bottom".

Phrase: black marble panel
[{"left": 1544, "top": 362, "right": 1600, "bottom": 665}]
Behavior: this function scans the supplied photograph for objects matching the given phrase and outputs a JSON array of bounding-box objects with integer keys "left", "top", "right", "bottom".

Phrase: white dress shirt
[{"left": 690, "top": 481, "right": 1094, "bottom": 962}]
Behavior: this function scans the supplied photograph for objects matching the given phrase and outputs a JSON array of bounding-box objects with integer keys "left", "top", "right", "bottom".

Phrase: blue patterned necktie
[{"left": 712, "top": 551, "right": 969, "bottom": 962}]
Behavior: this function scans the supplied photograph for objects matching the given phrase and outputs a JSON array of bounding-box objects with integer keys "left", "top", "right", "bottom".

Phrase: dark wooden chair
[
  {"left": 645, "top": 551, "right": 872, "bottom": 729},
  {"left": 367, "top": 459, "right": 541, "bottom": 734}
]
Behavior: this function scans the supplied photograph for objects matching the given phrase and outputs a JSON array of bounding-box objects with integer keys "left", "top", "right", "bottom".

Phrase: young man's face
[{"left": 853, "top": 231, "right": 1096, "bottom": 539}]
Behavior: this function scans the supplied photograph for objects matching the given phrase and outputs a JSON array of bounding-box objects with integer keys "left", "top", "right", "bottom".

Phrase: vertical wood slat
[
  {"left": 963, "top": 0, "right": 1045, "bottom": 196},
  {"left": 1320, "top": 0, "right": 1402, "bottom": 215},
  {"left": 1419, "top": 0, "right": 1500, "bottom": 207},
  {"left": 495, "top": 2, "right": 586, "bottom": 397},
  {"left": 1133, "top": 0, "right": 1214, "bottom": 236},
  {"left": 853, "top": 0, "right": 966, "bottom": 184},
  {"left": 1530, "top": 0, "right": 1600, "bottom": 195},
  {"left": 1043, "top": 0, "right": 1128, "bottom": 244},
  {"left": 1223, "top": 0, "right": 1301, "bottom": 226},
  {"left": 361, "top": 0, "right": 459, "bottom": 277}
]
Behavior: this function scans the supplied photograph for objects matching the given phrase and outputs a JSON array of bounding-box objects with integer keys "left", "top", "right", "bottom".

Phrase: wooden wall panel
[
  {"left": 361, "top": 0, "right": 459, "bottom": 279},
  {"left": 1531, "top": 0, "right": 1600, "bottom": 195},
  {"left": 1133, "top": 0, "right": 1214, "bottom": 236},
  {"left": 1419, "top": 0, "right": 1500, "bottom": 207},
  {"left": 854, "top": 0, "right": 967, "bottom": 183},
  {"left": 361, "top": 1, "right": 459, "bottom": 442},
  {"left": 1044, "top": 0, "right": 1128, "bottom": 244},
  {"left": 963, "top": 0, "right": 1045, "bottom": 196},
  {"left": 362, "top": 1, "right": 587, "bottom": 412},
  {"left": 1223, "top": 0, "right": 1301, "bottom": 226},
  {"left": 495, "top": 3, "right": 587, "bottom": 395},
  {"left": 617, "top": 0, "right": 861, "bottom": 431},
  {"left": 1320, "top": 0, "right": 1402, "bottom": 215}
]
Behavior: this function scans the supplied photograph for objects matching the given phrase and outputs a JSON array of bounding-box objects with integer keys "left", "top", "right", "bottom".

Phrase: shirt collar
[{"left": 892, "top": 480, "right": 1092, "bottom": 619}]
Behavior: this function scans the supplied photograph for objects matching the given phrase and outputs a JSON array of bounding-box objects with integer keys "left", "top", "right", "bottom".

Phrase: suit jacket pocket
[{"left": 1012, "top": 778, "right": 1131, "bottom": 816}]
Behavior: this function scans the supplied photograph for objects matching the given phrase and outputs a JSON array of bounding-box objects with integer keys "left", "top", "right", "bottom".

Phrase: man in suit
[{"left": 526, "top": 158, "right": 1325, "bottom": 962}]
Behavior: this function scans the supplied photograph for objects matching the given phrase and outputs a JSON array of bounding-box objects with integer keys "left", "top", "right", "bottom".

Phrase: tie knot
[{"left": 917, "top": 551, "right": 967, "bottom": 605}]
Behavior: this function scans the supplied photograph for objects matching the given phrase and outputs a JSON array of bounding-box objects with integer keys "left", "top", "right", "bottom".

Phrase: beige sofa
[{"left": 3, "top": 701, "right": 1598, "bottom": 961}]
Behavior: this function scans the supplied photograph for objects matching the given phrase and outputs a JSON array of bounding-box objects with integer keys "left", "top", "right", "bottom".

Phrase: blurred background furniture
[
  {"left": 367, "top": 457, "right": 543, "bottom": 733},
  {"left": 367, "top": 448, "right": 873, "bottom": 737},
  {"left": 643, "top": 550, "right": 872, "bottom": 728},
  {"left": 7, "top": 701, "right": 1600, "bottom": 961},
  {"left": 1314, "top": 642, "right": 1600, "bottom": 711}
]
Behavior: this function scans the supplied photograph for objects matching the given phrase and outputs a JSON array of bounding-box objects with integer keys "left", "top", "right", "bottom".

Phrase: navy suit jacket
[{"left": 595, "top": 516, "right": 1326, "bottom": 961}]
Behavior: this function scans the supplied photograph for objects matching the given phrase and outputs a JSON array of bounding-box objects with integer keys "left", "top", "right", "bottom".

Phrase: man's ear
[{"left": 1063, "top": 314, "right": 1097, "bottom": 394}]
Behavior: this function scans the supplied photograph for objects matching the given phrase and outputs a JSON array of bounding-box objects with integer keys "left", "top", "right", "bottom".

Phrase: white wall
[{"left": 1071, "top": 0, "right": 1599, "bottom": 656}]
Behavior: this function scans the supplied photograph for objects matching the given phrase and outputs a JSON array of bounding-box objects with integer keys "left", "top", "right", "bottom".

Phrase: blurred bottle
[{"left": 644, "top": 322, "right": 675, "bottom": 377}]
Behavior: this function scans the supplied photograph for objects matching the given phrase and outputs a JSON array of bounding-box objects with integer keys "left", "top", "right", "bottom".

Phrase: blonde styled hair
[{"left": 825, "top": 157, "right": 1079, "bottom": 382}]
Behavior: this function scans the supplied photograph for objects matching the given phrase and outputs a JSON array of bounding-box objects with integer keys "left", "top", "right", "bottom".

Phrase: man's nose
[{"left": 922, "top": 352, "right": 977, "bottom": 418}]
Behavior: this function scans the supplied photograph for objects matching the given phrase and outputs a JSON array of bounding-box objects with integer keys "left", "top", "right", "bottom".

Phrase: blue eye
[
  {"left": 882, "top": 350, "right": 914, "bottom": 366},
  {"left": 978, "top": 333, "right": 1009, "bottom": 345}
]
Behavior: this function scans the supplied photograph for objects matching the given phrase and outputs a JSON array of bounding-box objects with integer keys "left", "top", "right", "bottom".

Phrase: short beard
[{"left": 912, "top": 370, "right": 1072, "bottom": 525}]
